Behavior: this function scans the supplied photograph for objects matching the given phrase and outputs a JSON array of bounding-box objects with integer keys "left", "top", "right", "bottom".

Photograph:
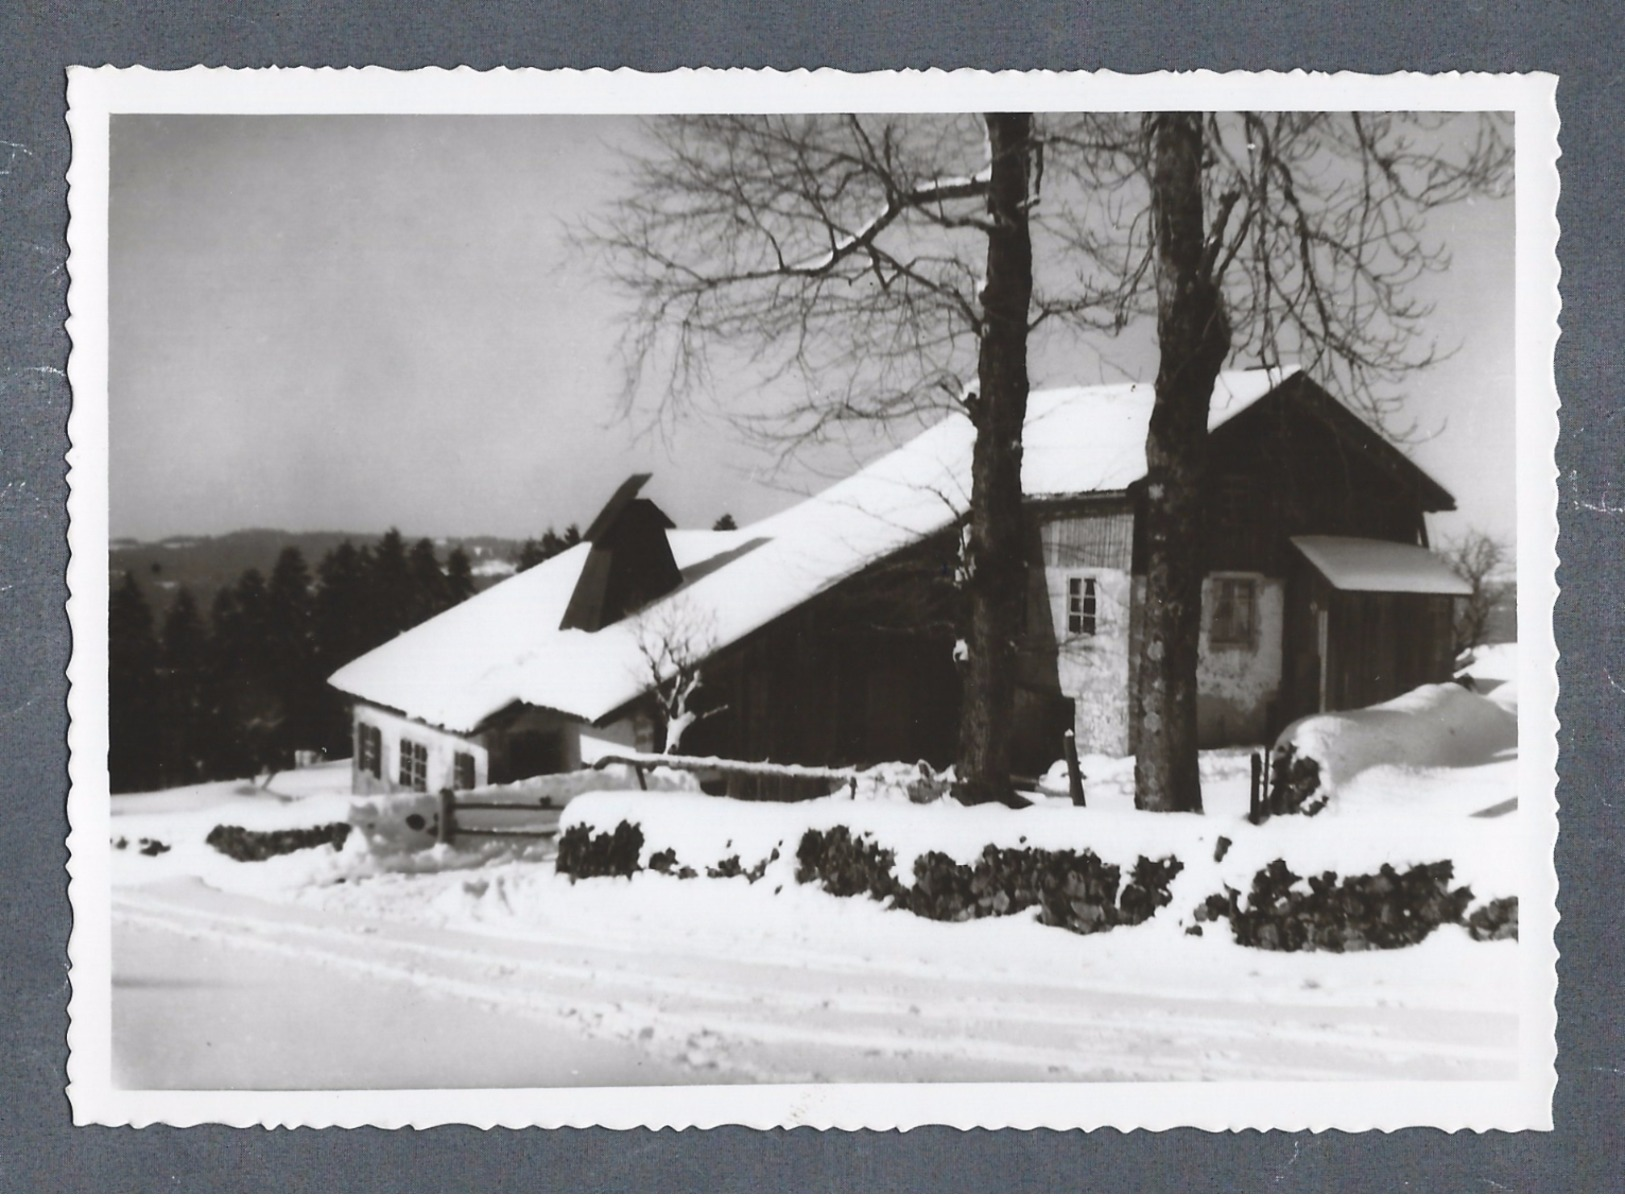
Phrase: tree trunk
[
  {"left": 1134, "top": 113, "right": 1231, "bottom": 814},
  {"left": 955, "top": 113, "right": 1034, "bottom": 807}
]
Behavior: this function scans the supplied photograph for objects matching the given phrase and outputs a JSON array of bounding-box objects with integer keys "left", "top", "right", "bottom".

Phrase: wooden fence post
[
  {"left": 1063, "top": 730, "right": 1086, "bottom": 807},
  {"left": 438, "top": 788, "right": 456, "bottom": 846},
  {"left": 1248, "top": 752, "right": 1262, "bottom": 823}
]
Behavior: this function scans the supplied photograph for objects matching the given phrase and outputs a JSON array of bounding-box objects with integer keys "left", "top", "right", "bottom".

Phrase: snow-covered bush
[
  {"left": 556, "top": 819, "right": 644, "bottom": 879},
  {"left": 1199, "top": 858, "right": 1474, "bottom": 951},
  {"left": 558, "top": 810, "right": 1188, "bottom": 937},
  {"left": 1466, "top": 895, "right": 1519, "bottom": 941},
  {"left": 705, "top": 851, "right": 776, "bottom": 881},
  {"left": 206, "top": 821, "right": 352, "bottom": 862},
  {"left": 559, "top": 790, "right": 1519, "bottom": 951},
  {"left": 1270, "top": 682, "right": 1517, "bottom": 815},
  {"left": 795, "top": 826, "right": 900, "bottom": 898},
  {"left": 900, "top": 844, "right": 1181, "bottom": 932},
  {"left": 793, "top": 825, "right": 1181, "bottom": 933}
]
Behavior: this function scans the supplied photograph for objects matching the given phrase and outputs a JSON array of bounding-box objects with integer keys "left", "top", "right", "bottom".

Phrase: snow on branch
[
  {"left": 630, "top": 596, "right": 726, "bottom": 753},
  {"left": 589, "top": 748, "right": 860, "bottom": 783}
]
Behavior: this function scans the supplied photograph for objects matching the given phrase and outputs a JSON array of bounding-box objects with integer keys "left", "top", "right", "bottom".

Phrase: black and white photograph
[{"left": 64, "top": 68, "right": 1560, "bottom": 1131}]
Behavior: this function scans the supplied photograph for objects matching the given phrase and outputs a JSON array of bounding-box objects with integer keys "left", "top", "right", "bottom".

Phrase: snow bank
[
  {"left": 1275, "top": 683, "right": 1517, "bottom": 815},
  {"left": 1036, "top": 748, "right": 1256, "bottom": 818},
  {"left": 110, "top": 763, "right": 703, "bottom": 895},
  {"left": 560, "top": 788, "right": 1522, "bottom": 941},
  {"left": 230, "top": 764, "right": 710, "bottom": 885},
  {"left": 1459, "top": 641, "right": 1518, "bottom": 688},
  {"left": 1457, "top": 642, "right": 1519, "bottom": 716}
]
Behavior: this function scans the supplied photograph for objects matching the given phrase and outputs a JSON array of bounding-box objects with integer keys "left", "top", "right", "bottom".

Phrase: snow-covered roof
[
  {"left": 1291, "top": 535, "right": 1471, "bottom": 596},
  {"left": 1021, "top": 366, "right": 1290, "bottom": 497},
  {"left": 329, "top": 528, "right": 759, "bottom": 732},
  {"left": 333, "top": 365, "right": 1429, "bottom": 732}
]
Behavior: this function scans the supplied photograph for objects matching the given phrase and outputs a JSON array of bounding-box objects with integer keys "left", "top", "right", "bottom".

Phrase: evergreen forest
[{"left": 107, "top": 528, "right": 571, "bottom": 793}]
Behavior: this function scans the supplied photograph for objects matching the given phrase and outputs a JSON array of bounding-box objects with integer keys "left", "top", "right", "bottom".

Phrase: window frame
[
  {"left": 357, "top": 722, "right": 382, "bottom": 778},
  {"left": 398, "top": 737, "right": 429, "bottom": 791},
  {"left": 1208, "top": 574, "right": 1260, "bottom": 649},
  {"left": 453, "top": 750, "right": 476, "bottom": 792},
  {"left": 1066, "top": 575, "right": 1098, "bottom": 637}
]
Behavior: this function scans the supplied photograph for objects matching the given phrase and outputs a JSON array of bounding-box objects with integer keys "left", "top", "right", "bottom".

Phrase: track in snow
[{"left": 112, "top": 879, "right": 1518, "bottom": 1089}]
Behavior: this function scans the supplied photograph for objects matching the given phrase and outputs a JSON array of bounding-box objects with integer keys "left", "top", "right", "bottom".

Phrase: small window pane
[
  {"left": 453, "top": 751, "right": 476, "bottom": 792},
  {"left": 399, "top": 738, "right": 428, "bottom": 791},
  {"left": 358, "top": 723, "right": 382, "bottom": 777},
  {"left": 1210, "top": 578, "right": 1257, "bottom": 646},
  {"left": 1067, "top": 576, "right": 1097, "bottom": 636}
]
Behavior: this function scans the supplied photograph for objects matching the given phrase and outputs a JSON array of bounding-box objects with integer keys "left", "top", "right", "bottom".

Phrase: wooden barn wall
[
  {"left": 1192, "top": 381, "right": 1437, "bottom": 577},
  {"left": 1326, "top": 590, "right": 1456, "bottom": 712},
  {"left": 680, "top": 536, "right": 963, "bottom": 773},
  {"left": 1038, "top": 505, "right": 1135, "bottom": 571},
  {"left": 1277, "top": 555, "right": 1458, "bottom": 729},
  {"left": 1277, "top": 559, "right": 1329, "bottom": 729}
]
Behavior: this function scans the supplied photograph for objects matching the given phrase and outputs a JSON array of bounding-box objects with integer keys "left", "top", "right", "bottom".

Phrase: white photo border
[{"left": 64, "top": 66, "right": 1561, "bottom": 1132}]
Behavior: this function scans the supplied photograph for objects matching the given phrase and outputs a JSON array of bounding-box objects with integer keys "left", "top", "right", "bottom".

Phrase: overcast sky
[{"left": 108, "top": 114, "right": 1516, "bottom": 548}]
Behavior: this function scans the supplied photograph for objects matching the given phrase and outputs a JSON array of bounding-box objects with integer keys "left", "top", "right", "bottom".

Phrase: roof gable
[{"left": 1212, "top": 373, "right": 1457, "bottom": 513}]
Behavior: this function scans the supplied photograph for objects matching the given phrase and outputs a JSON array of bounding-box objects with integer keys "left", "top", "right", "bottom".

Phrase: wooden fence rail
[
  {"left": 439, "top": 737, "right": 1100, "bottom": 845},
  {"left": 589, "top": 751, "right": 860, "bottom": 802},
  {"left": 436, "top": 789, "right": 561, "bottom": 846}
]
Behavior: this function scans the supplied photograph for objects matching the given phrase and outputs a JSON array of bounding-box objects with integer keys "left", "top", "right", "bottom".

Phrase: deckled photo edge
[{"left": 64, "top": 66, "right": 1560, "bottom": 1132}]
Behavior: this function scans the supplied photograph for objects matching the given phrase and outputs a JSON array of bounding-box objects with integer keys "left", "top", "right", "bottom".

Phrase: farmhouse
[{"left": 327, "top": 366, "right": 1470, "bottom": 796}]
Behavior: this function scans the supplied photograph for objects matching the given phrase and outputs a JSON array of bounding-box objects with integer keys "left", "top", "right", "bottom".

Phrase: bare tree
[
  {"left": 588, "top": 113, "right": 1130, "bottom": 804},
  {"left": 1037, "top": 112, "right": 1513, "bottom": 811},
  {"left": 631, "top": 598, "right": 725, "bottom": 753},
  {"left": 1441, "top": 528, "right": 1512, "bottom": 656}
]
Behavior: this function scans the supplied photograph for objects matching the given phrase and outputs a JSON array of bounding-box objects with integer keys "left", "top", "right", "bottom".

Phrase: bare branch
[{"left": 629, "top": 597, "right": 726, "bottom": 753}]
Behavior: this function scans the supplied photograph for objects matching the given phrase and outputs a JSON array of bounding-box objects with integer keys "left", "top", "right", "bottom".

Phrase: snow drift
[{"left": 1274, "top": 682, "right": 1517, "bottom": 816}]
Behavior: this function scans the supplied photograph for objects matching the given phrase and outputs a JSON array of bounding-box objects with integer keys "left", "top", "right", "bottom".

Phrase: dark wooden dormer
[{"left": 559, "top": 473, "right": 683, "bottom": 632}]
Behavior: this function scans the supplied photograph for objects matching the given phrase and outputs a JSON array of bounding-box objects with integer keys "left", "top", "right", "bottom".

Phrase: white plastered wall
[
  {"left": 350, "top": 701, "right": 489, "bottom": 795},
  {"left": 350, "top": 701, "right": 654, "bottom": 795},
  {"left": 578, "top": 713, "right": 651, "bottom": 766},
  {"left": 1194, "top": 573, "right": 1284, "bottom": 746},
  {"left": 1046, "top": 566, "right": 1134, "bottom": 756}
]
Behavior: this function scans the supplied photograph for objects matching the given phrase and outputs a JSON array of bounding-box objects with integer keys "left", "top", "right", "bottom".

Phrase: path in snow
[
  {"left": 113, "top": 916, "right": 715, "bottom": 1090},
  {"left": 114, "top": 877, "right": 1517, "bottom": 1088}
]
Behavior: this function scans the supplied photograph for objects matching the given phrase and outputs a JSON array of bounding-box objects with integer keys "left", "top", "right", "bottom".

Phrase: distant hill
[{"left": 109, "top": 529, "right": 525, "bottom": 617}]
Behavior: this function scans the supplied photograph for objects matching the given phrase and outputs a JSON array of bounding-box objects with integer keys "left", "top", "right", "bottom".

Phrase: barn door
[{"left": 1278, "top": 565, "right": 1326, "bottom": 732}]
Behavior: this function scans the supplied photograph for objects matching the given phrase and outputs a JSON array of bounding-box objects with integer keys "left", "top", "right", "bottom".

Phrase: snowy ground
[{"left": 109, "top": 692, "right": 1525, "bottom": 1090}]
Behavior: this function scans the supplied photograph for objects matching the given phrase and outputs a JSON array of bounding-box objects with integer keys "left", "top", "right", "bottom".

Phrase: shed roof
[{"left": 1291, "top": 535, "right": 1471, "bottom": 596}]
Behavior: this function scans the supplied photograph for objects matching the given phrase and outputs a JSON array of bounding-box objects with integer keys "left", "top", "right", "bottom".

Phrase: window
[
  {"left": 399, "top": 738, "right": 428, "bottom": 791},
  {"left": 357, "top": 723, "right": 382, "bottom": 777},
  {"left": 453, "top": 750, "right": 476, "bottom": 792},
  {"left": 1067, "top": 576, "right": 1098, "bottom": 636},
  {"left": 1209, "top": 577, "right": 1258, "bottom": 647}
]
